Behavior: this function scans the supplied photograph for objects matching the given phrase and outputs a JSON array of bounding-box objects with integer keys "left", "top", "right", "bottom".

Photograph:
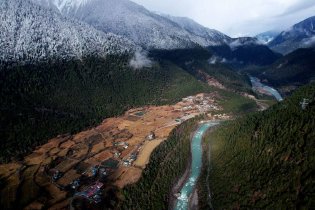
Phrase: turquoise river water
[
  {"left": 174, "top": 122, "right": 219, "bottom": 210},
  {"left": 249, "top": 76, "right": 283, "bottom": 102}
]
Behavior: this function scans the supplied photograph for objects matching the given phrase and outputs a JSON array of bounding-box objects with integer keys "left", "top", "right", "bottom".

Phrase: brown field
[
  {"left": 0, "top": 93, "right": 225, "bottom": 209},
  {"left": 93, "top": 150, "right": 113, "bottom": 162},
  {"left": 57, "top": 169, "right": 81, "bottom": 186},
  {"left": 134, "top": 139, "right": 164, "bottom": 168},
  {"left": 115, "top": 167, "right": 143, "bottom": 188}
]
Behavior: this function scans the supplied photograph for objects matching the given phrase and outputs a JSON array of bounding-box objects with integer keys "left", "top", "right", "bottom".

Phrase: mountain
[
  {"left": 251, "top": 48, "right": 315, "bottom": 95},
  {"left": 208, "top": 37, "right": 282, "bottom": 66},
  {"left": 255, "top": 30, "right": 280, "bottom": 44},
  {"left": 161, "top": 15, "right": 231, "bottom": 45},
  {"left": 33, "top": 0, "right": 231, "bottom": 49},
  {"left": 269, "top": 16, "right": 315, "bottom": 54},
  {"left": 30, "top": 0, "right": 282, "bottom": 63},
  {"left": 200, "top": 83, "right": 315, "bottom": 209},
  {"left": 0, "top": 0, "right": 135, "bottom": 64},
  {"left": 0, "top": 0, "right": 255, "bottom": 165},
  {"left": 149, "top": 48, "right": 253, "bottom": 93}
]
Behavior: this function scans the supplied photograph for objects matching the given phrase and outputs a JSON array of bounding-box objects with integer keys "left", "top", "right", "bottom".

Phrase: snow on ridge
[
  {"left": 0, "top": 0, "right": 136, "bottom": 64},
  {"left": 161, "top": 14, "right": 231, "bottom": 46},
  {"left": 269, "top": 16, "right": 315, "bottom": 54},
  {"left": 37, "top": 0, "right": 231, "bottom": 49},
  {"left": 52, "top": 0, "right": 90, "bottom": 12}
]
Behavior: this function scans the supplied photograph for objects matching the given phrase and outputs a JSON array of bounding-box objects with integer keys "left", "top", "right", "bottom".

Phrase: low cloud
[
  {"left": 129, "top": 50, "right": 152, "bottom": 69},
  {"left": 302, "top": 36, "right": 315, "bottom": 47}
]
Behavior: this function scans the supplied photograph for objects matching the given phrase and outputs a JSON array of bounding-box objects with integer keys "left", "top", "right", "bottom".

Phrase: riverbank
[
  {"left": 0, "top": 88, "right": 254, "bottom": 209},
  {"left": 0, "top": 93, "right": 223, "bottom": 209},
  {"left": 200, "top": 84, "right": 315, "bottom": 209},
  {"left": 171, "top": 122, "right": 219, "bottom": 210},
  {"left": 168, "top": 131, "right": 194, "bottom": 210},
  {"left": 196, "top": 125, "right": 221, "bottom": 210},
  {"left": 249, "top": 76, "right": 283, "bottom": 102}
]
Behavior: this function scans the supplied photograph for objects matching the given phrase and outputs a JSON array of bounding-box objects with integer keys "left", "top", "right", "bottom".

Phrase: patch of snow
[{"left": 52, "top": 0, "right": 90, "bottom": 12}]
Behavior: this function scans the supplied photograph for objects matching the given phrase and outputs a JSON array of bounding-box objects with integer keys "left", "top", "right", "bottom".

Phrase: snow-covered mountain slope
[
  {"left": 0, "top": 0, "right": 136, "bottom": 64},
  {"left": 162, "top": 15, "right": 231, "bottom": 45},
  {"left": 46, "top": 0, "right": 90, "bottom": 12},
  {"left": 268, "top": 16, "right": 315, "bottom": 54},
  {"left": 33, "top": 0, "right": 231, "bottom": 49}
]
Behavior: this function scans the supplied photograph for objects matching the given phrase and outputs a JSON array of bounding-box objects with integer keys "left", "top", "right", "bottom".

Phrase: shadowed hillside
[{"left": 198, "top": 83, "right": 315, "bottom": 209}]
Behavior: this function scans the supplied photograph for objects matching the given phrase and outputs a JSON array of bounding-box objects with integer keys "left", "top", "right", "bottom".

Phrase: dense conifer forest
[
  {"left": 244, "top": 48, "right": 315, "bottom": 94},
  {"left": 117, "top": 116, "right": 203, "bottom": 210},
  {"left": 0, "top": 54, "right": 210, "bottom": 162},
  {"left": 198, "top": 83, "right": 315, "bottom": 209},
  {"left": 0, "top": 49, "right": 253, "bottom": 162}
]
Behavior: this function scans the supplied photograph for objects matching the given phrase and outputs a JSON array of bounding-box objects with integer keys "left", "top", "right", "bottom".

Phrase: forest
[
  {"left": 116, "top": 116, "right": 204, "bottom": 210},
  {"left": 198, "top": 83, "right": 315, "bottom": 209},
  {"left": 0, "top": 49, "right": 253, "bottom": 163},
  {"left": 244, "top": 48, "right": 315, "bottom": 95}
]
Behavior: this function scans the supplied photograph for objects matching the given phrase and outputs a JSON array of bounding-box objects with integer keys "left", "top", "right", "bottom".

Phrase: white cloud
[
  {"left": 129, "top": 50, "right": 152, "bottom": 69},
  {"left": 302, "top": 36, "right": 315, "bottom": 47},
  {"left": 131, "top": 0, "right": 315, "bottom": 37}
]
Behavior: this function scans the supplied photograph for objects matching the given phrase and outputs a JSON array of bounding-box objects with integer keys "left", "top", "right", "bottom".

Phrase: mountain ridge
[
  {"left": 268, "top": 16, "right": 315, "bottom": 54},
  {"left": 32, "top": 0, "right": 231, "bottom": 49},
  {"left": 0, "top": 0, "right": 136, "bottom": 64},
  {"left": 255, "top": 30, "right": 280, "bottom": 44}
]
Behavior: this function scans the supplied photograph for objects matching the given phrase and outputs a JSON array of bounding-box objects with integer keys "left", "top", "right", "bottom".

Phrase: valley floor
[{"left": 0, "top": 92, "right": 231, "bottom": 209}]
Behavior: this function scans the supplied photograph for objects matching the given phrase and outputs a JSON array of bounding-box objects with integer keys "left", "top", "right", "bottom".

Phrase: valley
[
  {"left": 172, "top": 122, "right": 220, "bottom": 210},
  {"left": 0, "top": 92, "right": 237, "bottom": 209},
  {"left": 249, "top": 76, "right": 283, "bottom": 101},
  {"left": 1, "top": 0, "right": 315, "bottom": 210},
  {"left": 199, "top": 83, "right": 315, "bottom": 209}
]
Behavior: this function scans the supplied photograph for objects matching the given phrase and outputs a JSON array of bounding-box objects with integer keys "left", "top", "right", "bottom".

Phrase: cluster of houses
[
  {"left": 211, "top": 113, "right": 230, "bottom": 120},
  {"left": 123, "top": 152, "right": 138, "bottom": 167},
  {"left": 47, "top": 157, "right": 118, "bottom": 205},
  {"left": 85, "top": 165, "right": 108, "bottom": 179},
  {"left": 51, "top": 169, "right": 63, "bottom": 182},
  {"left": 181, "top": 94, "right": 220, "bottom": 113},
  {"left": 113, "top": 141, "right": 129, "bottom": 149},
  {"left": 44, "top": 109, "right": 163, "bottom": 207},
  {"left": 146, "top": 131, "right": 156, "bottom": 140},
  {"left": 74, "top": 181, "right": 104, "bottom": 204}
]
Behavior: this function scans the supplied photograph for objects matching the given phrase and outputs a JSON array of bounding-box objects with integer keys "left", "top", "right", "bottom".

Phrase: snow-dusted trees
[{"left": 0, "top": 0, "right": 135, "bottom": 64}]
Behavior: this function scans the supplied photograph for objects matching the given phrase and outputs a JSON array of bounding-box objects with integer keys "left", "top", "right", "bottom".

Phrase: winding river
[
  {"left": 173, "top": 77, "right": 282, "bottom": 210},
  {"left": 174, "top": 121, "right": 219, "bottom": 210},
  {"left": 249, "top": 76, "right": 283, "bottom": 102}
]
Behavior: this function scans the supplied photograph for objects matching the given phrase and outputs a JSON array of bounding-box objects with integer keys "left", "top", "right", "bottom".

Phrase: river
[
  {"left": 249, "top": 76, "right": 283, "bottom": 102},
  {"left": 174, "top": 121, "right": 219, "bottom": 210}
]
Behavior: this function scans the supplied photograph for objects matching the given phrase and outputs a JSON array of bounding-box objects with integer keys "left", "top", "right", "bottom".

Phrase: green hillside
[
  {"left": 117, "top": 116, "right": 203, "bottom": 210},
  {"left": 199, "top": 83, "right": 315, "bottom": 209},
  {"left": 0, "top": 55, "right": 211, "bottom": 162},
  {"left": 0, "top": 50, "right": 254, "bottom": 163},
  {"left": 244, "top": 48, "right": 315, "bottom": 95},
  {"left": 150, "top": 48, "right": 253, "bottom": 93},
  {"left": 263, "top": 48, "right": 315, "bottom": 85}
]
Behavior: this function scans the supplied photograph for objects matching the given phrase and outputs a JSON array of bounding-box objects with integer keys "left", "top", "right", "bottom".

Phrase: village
[{"left": 0, "top": 93, "right": 231, "bottom": 209}]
